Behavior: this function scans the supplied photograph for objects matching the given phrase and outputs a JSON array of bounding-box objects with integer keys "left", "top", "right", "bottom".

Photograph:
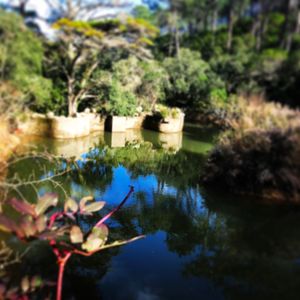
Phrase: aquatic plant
[{"left": 0, "top": 187, "right": 143, "bottom": 300}]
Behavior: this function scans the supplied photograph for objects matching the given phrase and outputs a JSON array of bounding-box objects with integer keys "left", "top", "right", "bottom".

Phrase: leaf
[
  {"left": 8, "top": 198, "right": 36, "bottom": 217},
  {"left": 64, "top": 198, "right": 78, "bottom": 213},
  {"left": 81, "top": 201, "right": 105, "bottom": 214},
  {"left": 102, "top": 235, "right": 145, "bottom": 249},
  {"left": 30, "top": 276, "right": 43, "bottom": 290},
  {"left": 21, "top": 276, "right": 30, "bottom": 293},
  {"left": 70, "top": 226, "right": 83, "bottom": 244},
  {"left": 79, "top": 196, "right": 94, "bottom": 212},
  {"left": 35, "top": 193, "right": 58, "bottom": 216},
  {"left": 82, "top": 224, "right": 108, "bottom": 252},
  {"left": 0, "top": 214, "right": 19, "bottom": 233},
  {"left": 38, "top": 225, "right": 69, "bottom": 240},
  {"left": 20, "top": 216, "right": 37, "bottom": 237},
  {"left": 35, "top": 215, "right": 47, "bottom": 233}
]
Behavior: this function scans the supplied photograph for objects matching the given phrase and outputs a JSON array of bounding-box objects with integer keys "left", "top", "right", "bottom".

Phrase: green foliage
[
  {"left": 263, "top": 13, "right": 286, "bottom": 48},
  {"left": 163, "top": 49, "right": 227, "bottom": 112},
  {"left": 250, "top": 49, "right": 288, "bottom": 95},
  {"left": 154, "top": 104, "right": 181, "bottom": 119},
  {"left": 53, "top": 18, "right": 105, "bottom": 38},
  {"left": 132, "top": 5, "right": 157, "bottom": 25},
  {"left": 106, "top": 80, "right": 138, "bottom": 116},
  {"left": 0, "top": 10, "right": 52, "bottom": 110},
  {"left": 209, "top": 38, "right": 254, "bottom": 94},
  {"left": 100, "top": 56, "right": 169, "bottom": 115}
]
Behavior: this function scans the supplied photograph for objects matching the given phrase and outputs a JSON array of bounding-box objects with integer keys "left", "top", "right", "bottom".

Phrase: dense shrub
[
  {"left": 106, "top": 80, "right": 138, "bottom": 116},
  {"left": 0, "top": 10, "right": 52, "bottom": 110},
  {"left": 203, "top": 97, "right": 300, "bottom": 202},
  {"left": 276, "top": 50, "right": 300, "bottom": 107},
  {"left": 100, "top": 56, "right": 169, "bottom": 115},
  {"left": 163, "top": 49, "right": 227, "bottom": 112}
]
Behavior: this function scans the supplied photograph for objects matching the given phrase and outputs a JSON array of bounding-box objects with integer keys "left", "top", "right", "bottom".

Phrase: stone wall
[
  {"left": 143, "top": 113, "right": 185, "bottom": 133},
  {"left": 18, "top": 112, "right": 185, "bottom": 139},
  {"left": 159, "top": 113, "right": 185, "bottom": 133},
  {"left": 18, "top": 113, "right": 105, "bottom": 139},
  {"left": 105, "top": 115, "right": 145, "bottom": 132}
]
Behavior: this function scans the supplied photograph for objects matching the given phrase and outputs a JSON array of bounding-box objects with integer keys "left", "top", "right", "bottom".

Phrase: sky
[
  {"left": 0, "top": 0, "right": 144, "bottom": 37},
  {"left": 0, "top": 0, "right": 144, "bottom": 19}
]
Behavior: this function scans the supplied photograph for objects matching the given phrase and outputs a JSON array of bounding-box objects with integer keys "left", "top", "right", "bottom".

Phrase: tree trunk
[
  {"left": 212, "top": 9, "right": 218, "bottom": 32},
  {"left": 168, "top": 24, "right": 173, "bottom": 56},
  {"left": 227, "top": 8, "right": 235, "bottom": 50},
  {"left": 18, "top": 0, "right": 28, "bottom": 17},
  {"left": 67, "top": 77, "right": 77, "bottom": 117},
  {"left": 175, "top": 24, "right": 180, "bottom": 58},
  {"left": 281, "top": 0, "right": 299, "bottom": 52},
  {"left": 296, "top": 10, "right": 300, "bottom": 33},
  {"left": 68, "top": 98, "right": 77, "bottom": 117},
  {"left": 172, "top": 10, "right": 180, "bottom": 58}
]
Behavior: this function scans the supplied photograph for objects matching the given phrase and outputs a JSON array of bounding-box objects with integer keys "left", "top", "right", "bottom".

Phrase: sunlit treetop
[
  {"left": 53, "top": 16, "right": 159, "bottom": 49},
  {"left": 53, "top": 18, "right": 105, "bottom": 38}
]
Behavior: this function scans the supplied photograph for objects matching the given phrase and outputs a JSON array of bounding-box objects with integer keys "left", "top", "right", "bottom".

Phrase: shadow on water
[{"left": 4, "top": 125, "right": 300, "bottom": 299}]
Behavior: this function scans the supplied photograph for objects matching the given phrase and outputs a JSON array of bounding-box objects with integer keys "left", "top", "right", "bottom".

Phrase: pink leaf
[
  {"left": 0, "top": 214, "right": 23, "bottom": 237},
  {"left": 35, "top": 193, "right": 58, "bottom": 216},
  {"left": 8, "top": 198, "right": 36, "bottom": 217}
]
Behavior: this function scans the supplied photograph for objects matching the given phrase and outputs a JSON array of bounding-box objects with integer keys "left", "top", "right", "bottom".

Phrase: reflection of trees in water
[
  {"left": 181, "top": 197, "right": 300, "bottom": 300},
  {"left": 6, "top": 140, "right": 207, "bottom": 205},
  {"left": 84, "top": 142, "right": 206, "bottom": 190},
  {"left": 113, "top": 186, "right": 300, "bottom": 300},
  {"left": 9, "top": 140, "right": 300, "bottom": 299}
]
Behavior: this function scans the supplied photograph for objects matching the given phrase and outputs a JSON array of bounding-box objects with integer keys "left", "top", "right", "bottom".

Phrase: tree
[
  {"left": 17, "top": 0, "right": 29, "bottom": 17},
  {"left": 281, "top": 0, "right": 299, "bottom": 52},
  {"left": 223, "top": 0, "right": 249, "bottom": 50},
  {"left": 106, "top": 56, "right": 168, "bottom": 114},
  {"left": 132, "top": 5, "right": 157, "bottom": 25},
  {"left": 0, "top": 9, "right": 52, "bottom": 110},
  {"left": 163, "top": 48, "right": 226, "bottom": 111},
  {"left": 51, "top": 17, "right": 159, "bottom": 116}
]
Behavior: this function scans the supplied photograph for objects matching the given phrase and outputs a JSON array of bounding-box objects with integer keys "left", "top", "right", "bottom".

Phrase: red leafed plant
[{"left": 0, "top": 186, "right": 144, "bottom": 300}]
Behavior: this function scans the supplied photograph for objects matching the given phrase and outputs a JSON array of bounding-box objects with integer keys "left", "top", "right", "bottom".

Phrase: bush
[
  {"left": 210, "top": 50, "right": 253, "bottom": 94},
  {"left": 203, "top": 97, "right": 300, "bottom": 202},
  {"left": 275, "top": 50, "right": 300, "bottom": 107},
  {"left": 100, "top": 56, "right": 169, "bottom": 115},
  {"left": 0, "top": 10, "right": 52, "bottom": 110},
  {"left": 163, "top": 48, "right": 227, "bottom": 112},
  {"left": 154, "top": 104, "right": 182, "bottom": 119},
  {"left": 106, "top": 80, "right": 138, "bottom": 116}
]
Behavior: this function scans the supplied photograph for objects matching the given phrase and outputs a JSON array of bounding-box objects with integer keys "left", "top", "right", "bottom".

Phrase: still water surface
[{"left": 7, "top": 125, "right": 300, "bottom": 300}]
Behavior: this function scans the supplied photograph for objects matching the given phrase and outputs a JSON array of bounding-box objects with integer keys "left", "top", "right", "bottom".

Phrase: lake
[{"left": 5, "top": 125, "right": 300, "bottom": 300}]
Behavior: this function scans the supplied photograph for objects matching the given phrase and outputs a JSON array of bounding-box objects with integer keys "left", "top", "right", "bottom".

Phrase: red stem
[
  {"left": 56, "top": 252, "right": 72, "bottom": 300},
  {"left": 48, "top": 212, "right": 63, "bottom": 229},
  {"left": 95, "top": 186, "right": 134, "bottom": 227}
]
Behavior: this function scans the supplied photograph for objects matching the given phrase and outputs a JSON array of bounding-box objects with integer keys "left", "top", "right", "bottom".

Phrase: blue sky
[{"left": 0, "top": 0, "right": 145, "bottom": 19}]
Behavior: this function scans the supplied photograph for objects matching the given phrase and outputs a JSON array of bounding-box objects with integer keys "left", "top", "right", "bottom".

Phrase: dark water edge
[{"left": 3, "top": 124, "right": 300, "bottom": 300}]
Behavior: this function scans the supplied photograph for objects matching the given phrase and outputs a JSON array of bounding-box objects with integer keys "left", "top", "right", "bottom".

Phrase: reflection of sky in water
[
  {"left": 68, "top": 165, "right": 206, "bottom": 216},
  {"left": 66, "top": 164, "right": 218, "bottom": 300},
  {"left": 100, "top": 231, "right": 224, "bottom": 300}
]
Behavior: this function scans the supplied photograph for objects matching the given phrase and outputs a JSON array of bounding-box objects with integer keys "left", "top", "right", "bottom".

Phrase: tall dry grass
[{"left": 203, "top": 96, "right": 300, "bottom": 203}]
